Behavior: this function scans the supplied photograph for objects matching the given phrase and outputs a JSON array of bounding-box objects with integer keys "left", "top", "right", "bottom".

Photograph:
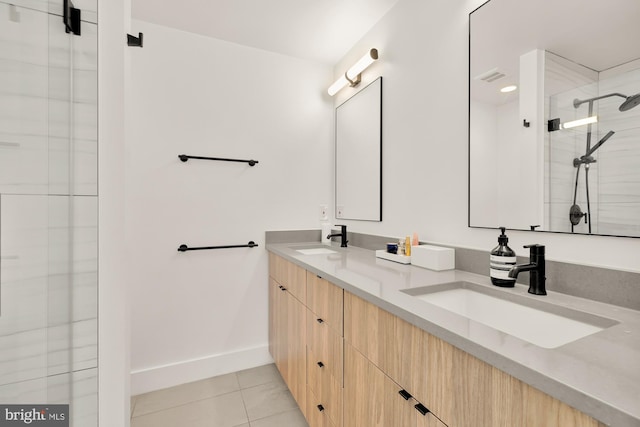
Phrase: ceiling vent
[{"left": 474, "top": 68, "right": 506, "bottom": 83}]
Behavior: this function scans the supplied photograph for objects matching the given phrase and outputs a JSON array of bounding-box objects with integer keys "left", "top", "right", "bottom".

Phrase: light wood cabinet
[
  {"left": 344, "top": 290, "right": 605, "bottom": 427},
  {"left": 343, "top": 288, "right": 396, "bottom": 373},
  {"left": 307, "top": 386, "right": 338, "bottom": 427},
  {"left": 306, "top": 273, "right": 344, "bottom": 427},
  {"left": 268, "top": 259, "right": 306, "bottom": 417},
  {"left": 307, "top": 346, "right": 343, "bottom": 426},
  {"left": 344, "top": 343, "right": 393, "bottom": 427},
  {"left": 344, "top": 343, "right": 446, "bottom": 427},
  {"left": 270, "top": 252, "right": 306, "bottom": 303},
  {"left": 307, "top": 308, "right": 343, "bottom": 384},
  {"left": 306, "top": 272, "right": 343, "bottom": 334},
  {"left": 270, "top": 254, "right": 605, "bottom": 427},
  {"left": 268, "top": 277, "right": 287, "bottom": 382}
]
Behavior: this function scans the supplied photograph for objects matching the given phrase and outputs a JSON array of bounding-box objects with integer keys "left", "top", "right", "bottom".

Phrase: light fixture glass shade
[
  {"left": 561, "top": 116, "right": 598, "bottom": 129},
  {"left": 327, "top": 48, "right": 379, "bottom": 96},
  {"left": 328, "top": 76, "right": 349, "bottom": 96},
  {"left": 346, "top": 48, "right": 378, "bottom": 80}
]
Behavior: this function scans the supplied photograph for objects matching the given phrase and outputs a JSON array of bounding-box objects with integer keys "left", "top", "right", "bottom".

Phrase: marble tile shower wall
[
  {"left": 546, "top": 55, "right": 640, "bottom": 236},
  {"left": 545, "top": 54, "right": 598, "bottom": 233},
  {"left": 597, "top": 68, "right": 640, "bottom": 236},
  {"left": 0, "top": 2, "right": 97, "bottom": 425}
]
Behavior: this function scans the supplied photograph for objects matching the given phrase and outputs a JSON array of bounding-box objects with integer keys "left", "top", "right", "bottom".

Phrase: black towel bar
[
  {"left": 178, "top": 241, "right": 258, "bottom": 252},
  {"left": 178, "top": 154, "right": 258, "bottom": 166}
]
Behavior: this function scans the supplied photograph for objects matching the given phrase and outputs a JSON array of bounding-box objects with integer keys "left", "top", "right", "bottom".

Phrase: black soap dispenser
[{"left": 490, "top": 227, "right": 517, "bottom": 287}]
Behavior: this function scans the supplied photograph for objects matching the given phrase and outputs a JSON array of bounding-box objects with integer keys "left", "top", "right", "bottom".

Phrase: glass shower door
[{"left": 0, "top": 1, "right": 97, "bottom": 425}]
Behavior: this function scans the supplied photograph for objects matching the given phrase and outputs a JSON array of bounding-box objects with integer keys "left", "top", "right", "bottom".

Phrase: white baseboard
[{"left": 130, "top": 345, "right": 273, "bottom": 395}]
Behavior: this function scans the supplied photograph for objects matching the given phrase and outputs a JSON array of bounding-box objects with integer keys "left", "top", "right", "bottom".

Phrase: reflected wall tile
[
  {"left": 0, "top": 328, "right": 47, "bottom": 385},
  {"left": 0, "top": 4, "right": 48, "bottom": 64},
  {"left": 47, "top": 195, "right": 97, "bottom": 325},
  {"left": 598, "top": 128, "right": 640, "bottom": 203},
  {"left": 0, "top": 195, "right": 48, "bottom": 335},
  {"left": 0, "top": 5, "right": 50, "bottom": 194},
  {"left": 72, "top": 196, "right": 98, "bottom": 274},
  {"left": 0, "top": 58, "right": 47, "bottom": 98},
  {"left": 72, "top": 23, "right": 98, "bottom": 195},
  {"left": 48, "top": 6, "right": 72, "bottom": 194},
  {"left": 47, "top": 318, "right": 97, "bottom": 375},
  {"left": 0, "top": 106, "right": 49, "bottom": 194},
  {"left": 48, "top": 136, "right": 70, "bottom": 195},
  {"left": 48, "top": 368, "right": 98, "bottom": 426},
  {"left": 73, "top": 138, "right": 98, "bottom": 195},
  {"left": 598, "top": 203, "right": 640, "bottom": 236},
  {"left": 0, "top": 376, "right": 46, "bottom": 403}
]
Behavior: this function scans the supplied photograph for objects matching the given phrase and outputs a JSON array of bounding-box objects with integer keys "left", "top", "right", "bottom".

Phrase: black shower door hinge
[{"left": 63, "top": 0, "right": 81, "bottom": 36}]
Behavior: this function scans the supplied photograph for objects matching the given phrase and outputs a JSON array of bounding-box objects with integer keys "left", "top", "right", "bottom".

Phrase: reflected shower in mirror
[
  {"left": 469, "top": 0, "right": 640, "bottom": 237},
  {"left": 335, "top": 77, "right": 382, "bottom": 221}
]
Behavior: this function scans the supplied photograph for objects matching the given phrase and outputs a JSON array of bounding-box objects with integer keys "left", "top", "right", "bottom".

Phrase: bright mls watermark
[{"left": 0, "top": 405, "right": 69, "bottom": 426}]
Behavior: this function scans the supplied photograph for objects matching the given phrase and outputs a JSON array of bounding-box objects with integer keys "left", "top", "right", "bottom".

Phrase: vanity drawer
[
  {"left": 344, "top": 291, "right": 396, "bottom": 374},
  {"left": 306, "top": 383, "right": 340, "bottom": 427},
  {"left": 306, "top": 272, "right": 343, "bottom": 334},
  {"left": 307, "top": 308, "right": 343, "bottom": 384},
  {"left": 269, "top": 253, "right": 306, "bottom": 304}
]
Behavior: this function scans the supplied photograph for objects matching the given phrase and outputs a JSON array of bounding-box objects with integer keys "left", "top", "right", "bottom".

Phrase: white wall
[
  {"left": 128, "top": 21, "right": 333, "bottom": 394},
  {"left": 331, "top": 0, "right": 640, "bottom": 271},
  {"left": 469, "top": 100, "right": 498, "bottom": 226}
]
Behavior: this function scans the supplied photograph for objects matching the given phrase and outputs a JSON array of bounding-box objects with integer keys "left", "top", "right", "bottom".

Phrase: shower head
[
  {"left": 619, "top": 93, "right": 640, "bottom": 112},
  {"left": 573, "top": 92, "right": 640, "bottom": 111},
  {"left": 573, "top": 93, "right": 627, "bottom": 108}
]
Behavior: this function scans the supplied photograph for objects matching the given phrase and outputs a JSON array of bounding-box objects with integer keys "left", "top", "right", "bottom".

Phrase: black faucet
[
  {"left": 327, "top": 225, "right": 348, "bottom": 248},
  {"left": 508, "top": 244, "right": 546, "bottom": 295}
]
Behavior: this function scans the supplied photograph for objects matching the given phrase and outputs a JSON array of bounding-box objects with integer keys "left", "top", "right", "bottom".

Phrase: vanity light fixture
[
  {"left": 500, "top": 85, "right": 518, "bottom": 93},
  {"left": 327, "top": 48, "right": 379, "bottom": 96},
  {"left": 547, "top": 116, "right": 598, "bottom": 132}
]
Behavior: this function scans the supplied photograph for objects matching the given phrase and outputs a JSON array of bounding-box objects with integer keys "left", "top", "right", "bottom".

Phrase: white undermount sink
[
  {"left": 296, "top": 247, "right": 337, "bottom": 255},
  {"left": 403, "top": 281, "right": 617, "bottom": 349}
]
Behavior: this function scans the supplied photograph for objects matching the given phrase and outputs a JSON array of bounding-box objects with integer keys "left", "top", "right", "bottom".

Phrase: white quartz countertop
[{"left": 267, "top": 242, "right": 640, "bottom": 427}]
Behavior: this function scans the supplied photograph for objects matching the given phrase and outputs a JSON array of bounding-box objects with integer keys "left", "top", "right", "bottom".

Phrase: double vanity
[{"left": 267, "top": 241, "right": 640, "bottom": 427}]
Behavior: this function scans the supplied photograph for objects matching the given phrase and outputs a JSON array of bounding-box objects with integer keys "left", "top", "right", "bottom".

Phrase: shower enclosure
[
  {"left": 0, "top": 1, "right": 98, "bottom": 425},
  {"left": 548, "top": 65, "right": 640, "bottom": 236}
]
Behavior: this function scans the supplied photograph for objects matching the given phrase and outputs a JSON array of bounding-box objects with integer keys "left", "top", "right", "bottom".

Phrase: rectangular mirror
[
  {"left": 336, "top": 77, "right": 382, "bottom": 221},
  {"left": 469, "top": 0, "right": 640, "bottom": 237}
]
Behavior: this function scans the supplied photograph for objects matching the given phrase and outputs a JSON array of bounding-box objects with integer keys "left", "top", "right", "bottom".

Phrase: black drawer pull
[
  {"left": 317, "top": 275, "right": 322, "bottom": 279},
  {"left": 317, "top": 361, "right": 324, "bottom": 368},
  {"left": 316, "top": 318, "right": 324, "bottom": 324},
  {"left": 278, "top": 285, "right": 283, "bottom": 289},
  {"left": 398, "top": 389, "right": 412, "bottom": 400},
  {"left": 280, "top": 287, "right": 287, "bottom": 291},
  {"left": 317, "top": 404, "right": 324, "bottom": 412},
  {"left": 414, "top": 403, "right": 430, "bottom": 416}
]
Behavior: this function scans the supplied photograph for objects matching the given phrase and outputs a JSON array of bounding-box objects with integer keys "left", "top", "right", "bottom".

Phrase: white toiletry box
[
  {"left": 411, "top": 245, "right": 455, "bottom": 271},
  {"left": 375, "top": 250, "right": 411, "bottom": 264}
]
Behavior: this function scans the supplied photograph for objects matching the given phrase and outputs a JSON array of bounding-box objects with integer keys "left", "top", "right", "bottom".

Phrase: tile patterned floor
[{"left": 130, "top": 364, "right": 309, "bottom": 427}]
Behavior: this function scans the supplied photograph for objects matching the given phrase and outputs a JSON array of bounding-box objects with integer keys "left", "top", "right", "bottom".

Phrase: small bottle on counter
[
  {"left": 490, "top": 227, "right": 516, "bottom": 287},
  {"left": 405, "top": 236, "right": 412, "bottom": 256}
]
